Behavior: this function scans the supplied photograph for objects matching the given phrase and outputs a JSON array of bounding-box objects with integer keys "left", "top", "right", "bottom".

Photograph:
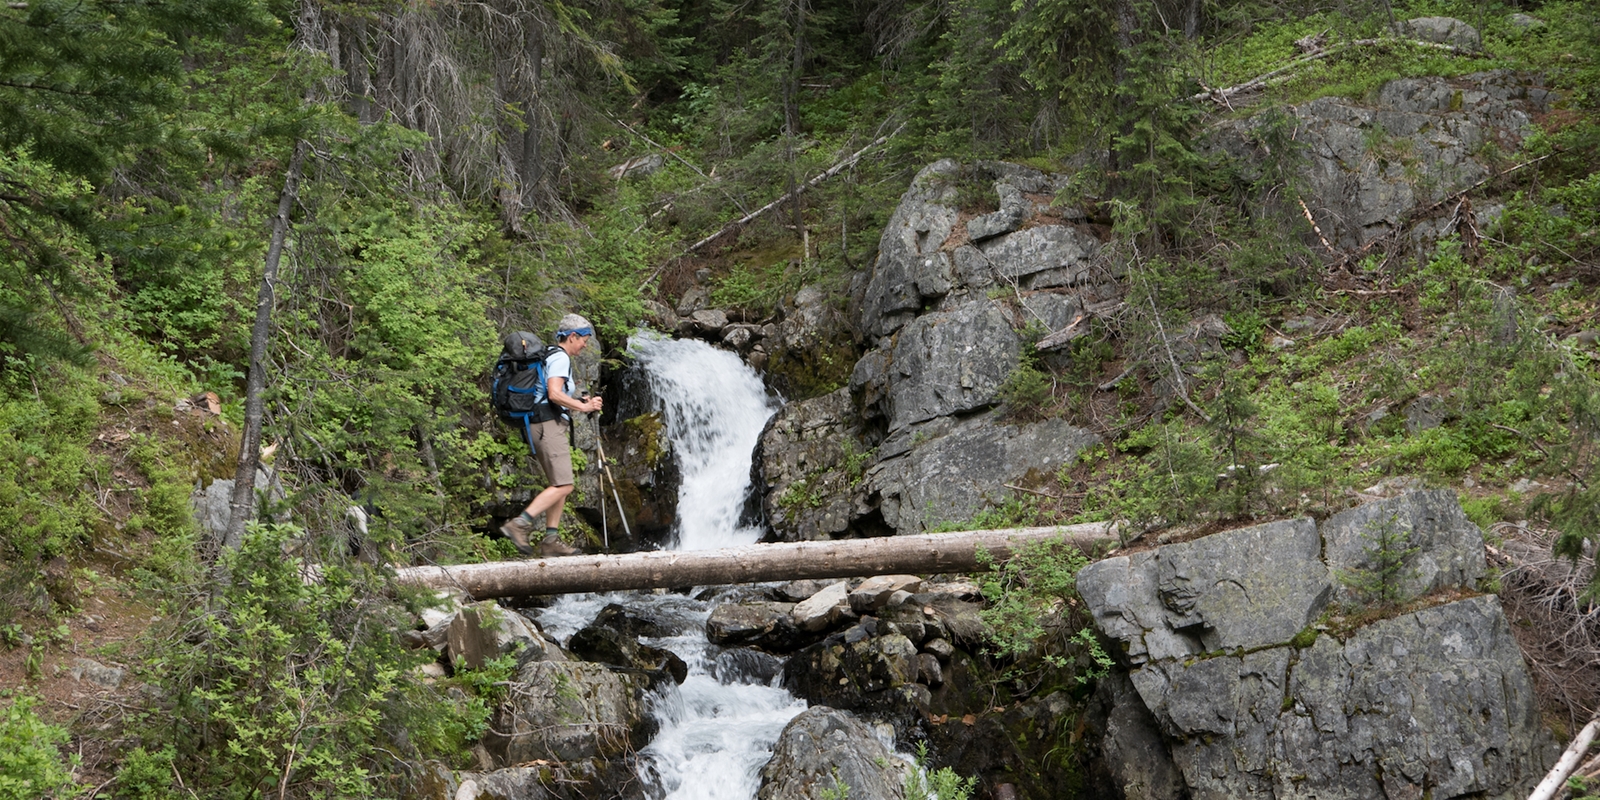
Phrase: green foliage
[
  {"left": 975, "top": 538, "right": 1109, "bottom": 684},
  {"left": 112, "top": 746, "right": 177, "bottom": 800},
  {"left": 903, "top": 742, "right": 977, "bottom": 800},
  {"left": 1000, "top": 329, "right": 1054, "bottom": 420},
  {"left": 133, "top": 524, "right": 483, "bottom": 797},
  {"left": 1338, "top": 513, "right": 1421, "bottom": 608},
  {"left": 0, "top": 693, "right": 80, "bottom": 800}
]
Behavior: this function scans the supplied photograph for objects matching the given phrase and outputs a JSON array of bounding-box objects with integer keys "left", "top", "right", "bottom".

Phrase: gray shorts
[{"left": 529, "top": 420, "right": 574, "bottom": 486}]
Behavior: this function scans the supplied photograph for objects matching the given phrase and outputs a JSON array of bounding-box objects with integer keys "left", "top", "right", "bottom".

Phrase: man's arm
[{"left": 547, "top": 375, "right": 602, "bottom": 415}]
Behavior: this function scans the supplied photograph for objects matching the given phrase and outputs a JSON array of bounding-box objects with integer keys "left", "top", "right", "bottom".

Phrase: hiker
[{"left": 500, "top": 314, "right": 603, "bottom": 557}]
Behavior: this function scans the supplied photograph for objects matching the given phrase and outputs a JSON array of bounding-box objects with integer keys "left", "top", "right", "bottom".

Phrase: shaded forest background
[{"left": 1, "top": 0, "right": 1598, "bottom": 796}]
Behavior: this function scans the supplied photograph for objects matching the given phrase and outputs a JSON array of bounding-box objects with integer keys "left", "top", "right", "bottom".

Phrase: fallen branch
[
  {"left": 1299, "top": 197, "right": 1336, "bottom": 254},
  {"left": 607, "top": 115, "right": 749, "bottom": 216},
  {"left": 1194, "top": 37, "right": 1484, "bottom": 103},
  {"left": 1529, "top": 716, "right": 1599, "bottom": 800},
  {"left": 638, "top": 122, "right": 905, "bottom": 291}
]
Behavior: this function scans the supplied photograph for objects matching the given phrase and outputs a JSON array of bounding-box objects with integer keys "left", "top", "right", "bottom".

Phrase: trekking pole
[{"left": 587, "top": 409, "right": 632, "bottom": 548}]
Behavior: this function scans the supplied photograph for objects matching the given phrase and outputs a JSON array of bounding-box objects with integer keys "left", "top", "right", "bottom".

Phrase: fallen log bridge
[{"left": 394, "top": 523, "right": 1122, "bottom": 599}]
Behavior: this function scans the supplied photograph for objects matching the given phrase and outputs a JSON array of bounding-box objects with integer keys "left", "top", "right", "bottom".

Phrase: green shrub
[{"left": 0, "top": 694, "right": 80, "bottom": 800}]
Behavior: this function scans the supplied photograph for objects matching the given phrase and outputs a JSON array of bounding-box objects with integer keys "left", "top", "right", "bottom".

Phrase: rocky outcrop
[
  {"left": 757, "top": 388, "right": 869, "bottom": 541},
  {"left": 753, "top": 160, "right": 1107, "bottom": 536},
  {"left": 1078, "top": 491, "right": 1556, "bottom": 799},
  {"left": 1210, "top": 70, "right": 1557, "bottom": 249},
  {"left": 756, "top": 707, "right": 910, "bottom": 800},
  {"left": 481, "top": 660, "right": 651, "bottom": 767},
  {"left": 863, "top": 414, "right": 1099, "bottom": 535}
]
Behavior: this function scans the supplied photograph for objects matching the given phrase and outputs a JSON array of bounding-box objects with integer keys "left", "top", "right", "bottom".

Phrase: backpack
[{"left": 490, "top": 331, "right": 562, "bottom": 425}]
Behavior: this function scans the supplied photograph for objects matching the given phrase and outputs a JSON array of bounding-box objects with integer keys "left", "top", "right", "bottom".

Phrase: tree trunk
[
  {"left": 222, "top": 137, "right": 310, "bottom": 554},
  {"left": 393, "top": 523, "right": 1122, "bottom": 599},
  {"left": 519, "top": 17, "right": 544, "bottom": 212}
]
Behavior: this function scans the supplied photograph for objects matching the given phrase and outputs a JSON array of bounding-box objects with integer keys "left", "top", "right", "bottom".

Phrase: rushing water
[
  {"left": 626, "top": 332, "right": 778, "bottom": 551},
  {"left": 533, "top": 335, "right": 801, "bottom": 799}
]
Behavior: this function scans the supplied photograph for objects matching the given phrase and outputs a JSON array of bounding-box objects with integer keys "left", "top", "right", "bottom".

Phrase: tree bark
[
  {"left": 519, "top": 16, "right": 544, "bottom": 212},
  {"left": 222, "top": 137, "right": 310, "bottom": 554},
  {"left": 393, "top": 522, "right": 1122, "bottom": 599}
]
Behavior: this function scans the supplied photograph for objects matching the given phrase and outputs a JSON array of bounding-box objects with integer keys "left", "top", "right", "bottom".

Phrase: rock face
[
  {"left": 757, "top": 388, "right": 868, "bottom": 541},
  {"left": 756, "top": 707, "right": 910, "bottom": 800},
  {"left": 481, "top": 660, "right": 650, "bottom": 766},
  {"left": 863, "top": 414, "right": 1099, "bottom": 534},
  {"left": 757, "top": 159, "right": 1105, "bottom": 536},
  {"left": 1079, "top": 492, "right": 1555, "bottom": 799},
  {"left": 1211, "top": 71, "right": 1557, "bottom": 249}
]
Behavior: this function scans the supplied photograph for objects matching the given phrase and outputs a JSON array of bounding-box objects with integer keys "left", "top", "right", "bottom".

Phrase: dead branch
[
  {"left": 1298, "top": 197, "right": 1336, "bottom": 254},
  {"left": 1529, "top": 716, "right": 1599, "bottom": 800},
  {"left": 1193, "top": 37, "right": 1484, "bottom": 103},
  {"left": 638, "top": 122, "right": 906, "bottom": 291}
]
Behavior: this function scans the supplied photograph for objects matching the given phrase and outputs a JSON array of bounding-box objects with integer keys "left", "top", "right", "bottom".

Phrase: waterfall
[
  {"left": 533, "top": 334, "right": 801, "bottom": 799},
  {"left": 626, "top": 333, "right": 777, "bottom": 551}
]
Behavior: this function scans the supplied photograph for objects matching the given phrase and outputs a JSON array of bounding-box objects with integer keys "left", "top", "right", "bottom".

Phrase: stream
[{"left": 532, "top": 334, "right": 804, "bottom": 799}]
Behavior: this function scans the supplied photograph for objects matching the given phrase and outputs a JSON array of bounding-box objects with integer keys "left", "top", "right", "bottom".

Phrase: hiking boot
[
  {"left": 537, "top": 535, "right": 580, "bottom": 558},
  {"left": 499, "top": 516, "right": 536, "bottom": 556}
]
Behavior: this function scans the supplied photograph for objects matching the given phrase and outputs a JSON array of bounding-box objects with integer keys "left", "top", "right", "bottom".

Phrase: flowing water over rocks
[{"left": 533, "top": 337, "right": 807, "bottom": 799}]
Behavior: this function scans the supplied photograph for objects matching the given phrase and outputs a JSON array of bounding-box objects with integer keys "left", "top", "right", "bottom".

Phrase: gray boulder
[
  {"left": 757, "top": 707, "right": 910, "bottom": 800},
  {"left": 858, "top": 160, "right": 963, "bottom": 339},
  {"left": 1323, "top": 489, "right": 1486, "bottom": 605},
  {"left": 886, "top": 299, "right": 1019, "bottom": 429},
  {"left": 482, "top": 661, "right": 648, "bottom": 766},
  {"left": 1507, "top": 12, "right": 1544, "bottom": 31},
  {"left": 1209, "top": 71, "right": 1556, "bottom": 248},
  {"left": 1081, "top": 493, "right": 1555, "bottom": 799},
  {"left": 1078, "top": 518, "right": 1329, "bottom": 665},
  {"left": 1395, "top": 16, "right": 1481, "bottom": 50},
  {"left": 757, "top": 388, "right": 867, "bottom": 541},
  {"left": 1143, "top": 597, "right": 1550, "bottom": 799},
  {"left": 954, "top": 224, "right": 1102, "bottom": 291},
  {"left": 865, "top": 414, "right": 1098, "bottom": 535}
]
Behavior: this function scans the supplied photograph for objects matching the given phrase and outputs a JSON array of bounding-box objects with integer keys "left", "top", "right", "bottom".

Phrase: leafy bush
[
  {"left": 976, "top": 538, "right": 1110, "bottom": 683},
  {"left": 132, "top": 524, "right": 486, "bottom": 797},
  {"left": 0, "top": 694, "right": 79, "bottom": 800}
]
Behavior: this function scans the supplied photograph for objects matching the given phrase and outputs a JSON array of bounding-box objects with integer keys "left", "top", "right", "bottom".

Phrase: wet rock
[
  {"left": 757, "top": 707, "right": 910, "bottom": 800},
  {"left": 706, "top": 600, "right": 808, "bottom": 652},
  {"left": 775, "top": 580, "right": 831, "bottom": 602},
  {"left": 793, "top": 582, "right": 850, "bottom": 633},
  {"left": 569, "top": 617, "right": 687, "bottom": 689},
  {"left": 1322, "top": 489, "right": 1486, "bottom": 605},
  {"left": 915, "top": 653, "right": 944, "bottom": 687},
  {"left": 712, "top": 648, "right": 785, "bottom": 685},
  {"left": 675, "top": 287, "right": 709, "bottom": 316},
  {"left": 783, "top": 633, "right": 919, "bottom": 713},
  {"left": 482, "top": 661, "right": 649, "bottom": 766}
]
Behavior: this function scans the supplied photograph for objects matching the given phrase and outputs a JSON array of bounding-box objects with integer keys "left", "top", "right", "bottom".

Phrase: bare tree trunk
[
  {"left": 519, "top": 16, "right": 544, "bottom": 212},
  {"left": 222, "top": 138, "right": 310, "bottom": 554},
  {"left": 343, "top": 16, "right": 373, "bottom": 123},
  {"left": 393, "top": 523, "right": 1122, "bottom": 598}
]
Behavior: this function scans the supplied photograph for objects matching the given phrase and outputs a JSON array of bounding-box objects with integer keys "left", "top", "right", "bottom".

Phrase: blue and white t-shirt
[{"left": 543, "top": 349, "right": 574, "bottom": 419}]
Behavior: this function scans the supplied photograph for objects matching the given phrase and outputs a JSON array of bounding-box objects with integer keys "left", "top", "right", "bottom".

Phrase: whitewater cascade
[
  {"left": 534, "top": 335, "right": 801, "bottom": 799},
  {"left": 626, "top": 333, "right": 777, "bottom": 551}
]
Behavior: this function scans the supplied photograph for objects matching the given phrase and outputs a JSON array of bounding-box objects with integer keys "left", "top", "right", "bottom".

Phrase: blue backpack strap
[{"left": 517, "top": 412, "right": 537, "bottom": 455}]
